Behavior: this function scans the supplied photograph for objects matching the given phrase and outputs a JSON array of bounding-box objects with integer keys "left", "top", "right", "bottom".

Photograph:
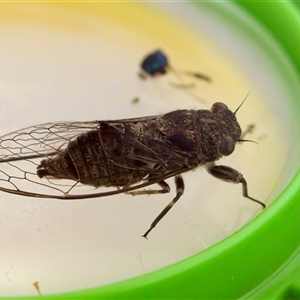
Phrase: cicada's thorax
[{"left": 156, "top": 104, "right": 242, "bottom": 166}]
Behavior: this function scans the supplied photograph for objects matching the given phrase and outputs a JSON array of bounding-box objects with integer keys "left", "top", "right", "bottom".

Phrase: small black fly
[{"left": 139, "top": 49, "right": 211, "bottom": 83}]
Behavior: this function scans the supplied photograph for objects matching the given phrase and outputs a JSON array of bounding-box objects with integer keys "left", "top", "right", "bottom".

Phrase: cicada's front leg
[{"left": 206, "top": 163, "right": 265, "bottom": 209}]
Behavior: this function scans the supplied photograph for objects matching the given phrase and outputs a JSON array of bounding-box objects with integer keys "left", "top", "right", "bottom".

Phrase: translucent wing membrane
[
  {"left": 0, "top": 120, "right": 189, "bottom": 199},
  {"left": 0, "top": 122, "right": 98, "bottom": 198},
  {"left": 0, "top": 122, "right": 97, "bottom": 161}
]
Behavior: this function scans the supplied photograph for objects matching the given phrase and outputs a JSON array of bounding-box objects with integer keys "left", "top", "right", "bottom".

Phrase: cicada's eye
[
  {"left": 212, "top": 102, "right": 228, "bottom": 113},
  {"left": 219, "top": 136, "right": 235, "bottom": 156}
]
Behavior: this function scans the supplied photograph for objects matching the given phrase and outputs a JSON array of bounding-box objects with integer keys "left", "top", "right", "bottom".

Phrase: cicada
[{"left": 0, "top": 102, "right": 265, "bottom": 238}]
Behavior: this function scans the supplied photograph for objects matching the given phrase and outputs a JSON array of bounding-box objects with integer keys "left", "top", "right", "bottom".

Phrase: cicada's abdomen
[
  {"left": 37, "top": 130, "right": 104, "bottom": 186},
  {"left": 37, "top": 146, "right": 78, "bottom": 181},
  {"left": 37, "top": 127, "right": 148, "bottom": 188}
]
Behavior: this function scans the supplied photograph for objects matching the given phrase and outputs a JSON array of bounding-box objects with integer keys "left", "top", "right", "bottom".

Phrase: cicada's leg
[
  {"left": 126, "top": 180, "right": 170, "bottom": 196},
  {"left": 142, "top": 175, "right": 184, "bottom": 239},
  {"left": 206, "top": 163, "right": 265, "bottom": 209},
  {"left": 63, "top": 181, "right": 80, "bottom": 195}
]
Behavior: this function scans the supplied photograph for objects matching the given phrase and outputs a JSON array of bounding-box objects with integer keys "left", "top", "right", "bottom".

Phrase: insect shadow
[{"left": 0, "top": 100, "right": 265, "bottom": 238}]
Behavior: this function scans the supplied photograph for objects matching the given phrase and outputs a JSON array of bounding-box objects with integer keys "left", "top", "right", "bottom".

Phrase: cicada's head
[{"left": 211, "top": 102, "right": 242, "bottom": 157}]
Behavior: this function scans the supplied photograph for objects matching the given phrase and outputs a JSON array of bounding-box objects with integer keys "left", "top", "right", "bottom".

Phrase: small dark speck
[{"left": 6, "top": 265, "right": 14, "bottom": 282}]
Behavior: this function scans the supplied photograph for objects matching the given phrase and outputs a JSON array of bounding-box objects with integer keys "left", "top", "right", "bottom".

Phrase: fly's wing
[{"left": 0, "top": 119, "right": 190, "bottom": 199}]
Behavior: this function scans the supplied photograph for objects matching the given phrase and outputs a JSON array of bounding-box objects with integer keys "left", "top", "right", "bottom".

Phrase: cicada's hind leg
[
  {"left": 64, "top": 181, "right": 80, "bottom": 195},
  {"left": 142, "top": 175, "right": 185, "bottom": 239},
  {"left": 126, "top": 179, "right": 170, "bottom": 196},
  {"left": 206, "top": 163, "right": 265, "bottom": 209}
]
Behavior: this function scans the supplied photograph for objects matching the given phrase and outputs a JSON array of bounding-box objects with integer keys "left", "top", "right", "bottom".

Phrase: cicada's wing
[
  {"left": 0, "top": 121, "right": 101, "bottom": 161},
  {"left": 0, "top": 121, "right": 101, "bottom": 198},
  {"left": 0, "top": 116, "right": 160, "bottom": 164},
  {"left": 0, "top": 119, "right": 191, "bottom": 199}
]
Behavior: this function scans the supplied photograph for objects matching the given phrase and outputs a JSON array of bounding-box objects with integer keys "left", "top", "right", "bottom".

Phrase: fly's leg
[
  {"left": 142, "top": 175, "right": 184, "bottom": 239},
  {"left": 169, "top": 82, "right": 195, "bottom": 89},
  {"left": 126, "top": 180, "right": 170, "bottom": 196},
  {"left": 206, "top": 163, "right": 265, "bottom": 209}
]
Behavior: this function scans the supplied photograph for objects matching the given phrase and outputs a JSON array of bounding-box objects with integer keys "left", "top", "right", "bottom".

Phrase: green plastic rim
[{"left": 3, "top": 2, "right": 300, "bottom": 299}]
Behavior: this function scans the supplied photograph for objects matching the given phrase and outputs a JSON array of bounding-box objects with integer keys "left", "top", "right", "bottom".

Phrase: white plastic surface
[{"left": 0, "top": 2, "right": 299, "bottom": 297}]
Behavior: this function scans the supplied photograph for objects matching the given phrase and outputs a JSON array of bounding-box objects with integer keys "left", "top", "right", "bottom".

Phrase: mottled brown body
[
  {"left": 37, "top": 103, "right": 242, "bottom": 189},
  {"left": 0, "top": 102, "right": 265, "bottom": 238}
]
